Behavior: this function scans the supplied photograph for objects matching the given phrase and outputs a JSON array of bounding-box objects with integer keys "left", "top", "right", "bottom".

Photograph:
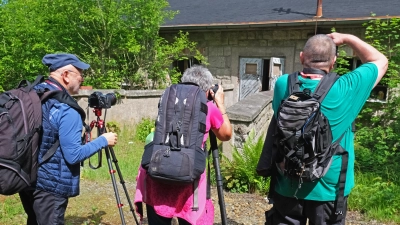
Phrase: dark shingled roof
[{"left": 162, "top": 0, "right": 400, "bottom": 28}]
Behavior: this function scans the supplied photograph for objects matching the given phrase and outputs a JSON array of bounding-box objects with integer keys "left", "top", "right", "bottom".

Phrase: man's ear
[
  {"left": 300, "top": 52, "right": 304, "bottom": 64},
  {"left": 330, "top": 56, "right": 337, "bottom": 70},
  {"left": 62, "top": 71, "right": 71, "bottom": 84}
]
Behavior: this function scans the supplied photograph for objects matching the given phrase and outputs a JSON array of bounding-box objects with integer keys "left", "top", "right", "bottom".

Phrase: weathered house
[{"left": 161, "top": 0, "right": 400, "bottom": 105}]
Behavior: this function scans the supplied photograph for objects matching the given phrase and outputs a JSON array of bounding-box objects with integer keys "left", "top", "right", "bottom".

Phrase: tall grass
[
  {"left": 0, "top": 195, "right": 26, "bottom": 224},
  {"left": 349, "top": 171, "right": 400, "bottom": 223}
]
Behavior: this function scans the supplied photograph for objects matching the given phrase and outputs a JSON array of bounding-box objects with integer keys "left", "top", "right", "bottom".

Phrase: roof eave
[{"left": 160, "top": 15, "right": 400, "bottom": 30}]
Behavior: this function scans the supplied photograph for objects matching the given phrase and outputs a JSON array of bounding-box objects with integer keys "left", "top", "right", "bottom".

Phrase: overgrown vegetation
[
  {"left": 0, "top": 0, "right": 205, "bottom": 91},
  {"left": 333, "top": 16, "right": 400, "bottom": 223},
  {"left": 134, "top": 117, "right": 155, "bottom": 142}
]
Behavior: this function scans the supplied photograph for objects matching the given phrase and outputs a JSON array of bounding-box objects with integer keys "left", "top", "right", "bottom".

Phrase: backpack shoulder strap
[
  {"left": 312, "top": 72, "right": 340, "bottom": 103},
  {"left": 40, "top": 91, "right": 86, "bottom": 122},
  {"left": 18, "top": 75, "right": 45, "bottom": 92},
  {"left": 288, "top": 72, "right": 300, "bottom": 94}
]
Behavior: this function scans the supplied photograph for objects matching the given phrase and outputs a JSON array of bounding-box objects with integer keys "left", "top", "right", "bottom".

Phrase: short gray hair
[
  {"left": 302, "top": 34, "right": 336, "bottom": 69},
  {"left": 181, "top": 65, "right": 214, "bottom": 92}
]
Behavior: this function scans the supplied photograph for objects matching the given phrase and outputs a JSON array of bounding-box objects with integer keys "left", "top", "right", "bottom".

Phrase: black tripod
[
  {"left": 86, "top": 108, "right": 139, "bottom": 225},
  {"left": 209, "top": 131, "right": 228, "bottom": 225}
]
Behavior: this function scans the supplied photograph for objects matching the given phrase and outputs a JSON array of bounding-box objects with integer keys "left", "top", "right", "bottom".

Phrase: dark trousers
[
  {"left": 146, "top": 204, "right": 191, "bottom": 225},
  {"left": 19, "top": 188, "right": 69, "bottom": 225},
  {"left": 265, "top": 192, "right": 347, "bottom": 225}
]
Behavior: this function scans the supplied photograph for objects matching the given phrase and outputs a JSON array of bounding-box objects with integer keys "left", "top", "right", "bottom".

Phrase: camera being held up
[
  {"left": 208, "top": 84, "right": 219, "bottom": 101},
  {"left": 88, "top": 91, "right": 117, "bottom": 109}
]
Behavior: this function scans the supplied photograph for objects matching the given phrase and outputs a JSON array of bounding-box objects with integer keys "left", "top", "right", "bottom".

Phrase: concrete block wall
[
  {"left": 74, "top": 85, "right": 235, "bottom": 126},
  {"left": 73, "top": 87, "right": 273, "bottom": 160}
]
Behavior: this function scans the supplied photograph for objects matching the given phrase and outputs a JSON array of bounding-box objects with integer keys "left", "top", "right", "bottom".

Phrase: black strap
[
  {"left": 40, "top": 140, "right": 60, "bottom": 165},
  {"left": 334, "top": 149, "right": 348, "bottom": 220},
  {"left": 328, "top": 132, "right": 347, "bottom": 219},
  {"left": 312, "top": 73, "right": 340, "bottom": 102},
  {"left": 206, "top": 143, "right": 212, "bottom": 200},
  {"left": 288, "top": 72, "right": 300, "bottom": 94},
  {"left": 41, "top": 124, "right": 90, "bottom": 164},
  {"left": 39, "top": 90, "right": 87, "bottom": 164},
  {"left": 302, "top": 67, "right": 327, "bottom": 75},
  {"left": 19, "top": 75, "right": 45, "bottom": 92}
]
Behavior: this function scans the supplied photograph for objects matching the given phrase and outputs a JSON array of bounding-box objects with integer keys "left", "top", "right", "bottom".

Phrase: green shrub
[
  {"left": 135, "top": 118, "right": 155, "bottom": 142},
  {"left": 221, "top": 131, "right": 270, "bottom": 194},
  {"left": 106, "top": 121, "right": 121, "bottom": 133}
]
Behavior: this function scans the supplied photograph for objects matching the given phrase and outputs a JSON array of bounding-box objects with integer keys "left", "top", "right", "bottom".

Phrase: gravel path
[{"left": 65, "top": 180, "right": 399, "bottom": 225}]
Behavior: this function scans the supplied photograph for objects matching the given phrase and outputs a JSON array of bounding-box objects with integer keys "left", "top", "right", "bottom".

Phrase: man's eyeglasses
[{"left": 67, "top": 70, "right": 84, "bottom": 78}]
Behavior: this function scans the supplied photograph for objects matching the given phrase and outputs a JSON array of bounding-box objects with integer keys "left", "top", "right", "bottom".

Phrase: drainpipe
[{"left": 315, "top": 0, "right": 323, "bottom": 17}]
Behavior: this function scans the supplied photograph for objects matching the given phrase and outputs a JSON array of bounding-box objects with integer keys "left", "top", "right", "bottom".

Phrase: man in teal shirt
[{"left": 266, "top": 33, "right": 388, "bottom": 225}]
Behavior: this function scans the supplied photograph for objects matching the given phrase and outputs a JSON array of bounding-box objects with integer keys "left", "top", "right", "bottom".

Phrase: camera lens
[{"left": 105, "top": 93, "right": 117, "bottom": 107}]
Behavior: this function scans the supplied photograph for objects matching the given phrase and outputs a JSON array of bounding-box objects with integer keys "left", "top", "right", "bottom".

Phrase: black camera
[
  {"left": 88, "top": 91, "right": 117, "bottom": 109},
  {"left": 208, "top": 84, "right": 219, "bottom": 101}
]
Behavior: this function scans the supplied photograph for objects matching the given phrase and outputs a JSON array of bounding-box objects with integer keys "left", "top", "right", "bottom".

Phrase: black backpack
[
  {"left": 141, "top": 83, "right": 208, "bottom": 209},
  {"left": 275, "top": 70, "right": 349, "bottom": 216},
  {"left": 0, "top": 76, "right": 85, "bottom": 195},
  {"left": 276, "top": 70, "right": 344, "bottom": 182}
]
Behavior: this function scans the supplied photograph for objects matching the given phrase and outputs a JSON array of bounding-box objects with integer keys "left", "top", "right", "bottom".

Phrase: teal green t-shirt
[{"left": 272, "top": 63, "right": 378, "bottom": 201}]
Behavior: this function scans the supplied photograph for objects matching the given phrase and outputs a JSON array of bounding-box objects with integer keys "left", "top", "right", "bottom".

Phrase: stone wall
[{"left": 223, "top": 91, "right": 274, "bottom": 159}]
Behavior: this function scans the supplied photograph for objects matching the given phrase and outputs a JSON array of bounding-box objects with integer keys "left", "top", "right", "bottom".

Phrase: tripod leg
[
  {"left": 108, "top": 146, "right": 140, "bottom": 225},
  {"left": 210, "top": 132, "right": 228, "bottom": 225},
  {"left": 212, "top": 148, "right": 228, "bottom": 225},
  {"left": 104, "top": 146, "right": 127, "bottom": 225}
]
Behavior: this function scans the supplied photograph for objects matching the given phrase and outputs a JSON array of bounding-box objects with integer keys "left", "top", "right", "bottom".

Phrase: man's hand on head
[{"left": 327, "top": 32, "right": 347, "bottom": 46}]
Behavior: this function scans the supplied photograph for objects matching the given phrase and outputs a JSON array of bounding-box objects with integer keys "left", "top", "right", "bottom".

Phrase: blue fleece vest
[{"left": 34, "top": 81, "right": 81, "bottom": 197}]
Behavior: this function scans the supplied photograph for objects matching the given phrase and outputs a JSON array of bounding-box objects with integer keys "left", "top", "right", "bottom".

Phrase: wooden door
[{"left": 239, "top": 58, "right": 262, "bottom": 100}]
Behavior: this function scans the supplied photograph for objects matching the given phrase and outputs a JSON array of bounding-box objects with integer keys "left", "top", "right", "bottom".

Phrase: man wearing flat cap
[{"left": 19, "top": 53, "right": 118, "bottom": 225}]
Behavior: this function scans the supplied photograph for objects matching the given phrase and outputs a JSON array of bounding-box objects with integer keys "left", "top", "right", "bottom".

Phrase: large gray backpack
[{"left": 141, "top": 83, "right": 208, "bottom": 184}]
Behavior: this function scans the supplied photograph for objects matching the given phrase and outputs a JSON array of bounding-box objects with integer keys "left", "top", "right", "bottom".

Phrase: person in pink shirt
[{"left": 134, "top": 65, "right": 232, "bottom": 225}]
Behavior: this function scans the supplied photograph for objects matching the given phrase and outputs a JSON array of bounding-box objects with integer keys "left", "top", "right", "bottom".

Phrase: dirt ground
[
  {"left": 1, "top": 179, "right": 398, "bottom": 225},
  {"left": 63, "top": 180, "right": 399, "bottom": 225}
]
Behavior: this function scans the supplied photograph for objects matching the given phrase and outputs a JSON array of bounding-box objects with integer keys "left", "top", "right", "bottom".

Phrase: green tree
[{"left": 0, "top": 0, "right": 205, "bottom": 91}]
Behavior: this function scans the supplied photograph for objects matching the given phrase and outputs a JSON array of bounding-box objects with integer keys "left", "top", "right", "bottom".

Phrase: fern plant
[{"left": 221, "top": 131, "right": 270, "bottom": 194}]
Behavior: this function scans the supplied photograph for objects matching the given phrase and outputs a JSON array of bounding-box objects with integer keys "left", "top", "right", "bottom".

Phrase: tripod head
[{"left": 89, "top": 108, "right": 106, "bottom": 134}]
